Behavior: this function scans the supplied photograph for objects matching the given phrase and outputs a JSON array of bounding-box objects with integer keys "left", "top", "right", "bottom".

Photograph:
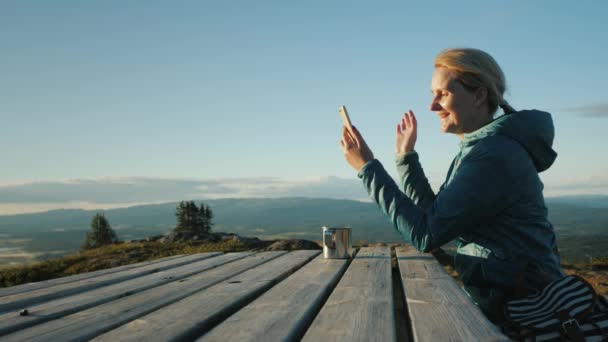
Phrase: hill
[{"left": 1, "top": 196, "right": 607, "bottom": 266}]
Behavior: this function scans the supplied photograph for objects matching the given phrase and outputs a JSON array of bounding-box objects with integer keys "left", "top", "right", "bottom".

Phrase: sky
[{"left": 1, "top": 1, "right": 607, "bottom": 214}]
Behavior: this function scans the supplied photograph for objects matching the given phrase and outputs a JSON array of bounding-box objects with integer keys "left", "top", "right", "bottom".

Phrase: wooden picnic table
[{"left": 0, "top": 246, "right": 508, "bottom": 341}]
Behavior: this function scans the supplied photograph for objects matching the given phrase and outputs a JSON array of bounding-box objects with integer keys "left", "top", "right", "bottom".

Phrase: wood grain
[
  {"left": 0, "top": 254, "right": 187, "bottom": 298},
  {"left": 0, "top": 251, "right": 285, "bottom": 342},
  {"left": 92, "top": 250, "right": 321, "bottom": 342},
  {"left": 0, "top": 252, "right": 221, "bottom": 314},
  {"left": 396, "top": 246, "right": 509, "bottom": 342},
  {"left": 199, "top": 251, "right": 351, "bottom": 341},
  {"left": 302, "top": 246, "right": 396, "bottom": 342}
]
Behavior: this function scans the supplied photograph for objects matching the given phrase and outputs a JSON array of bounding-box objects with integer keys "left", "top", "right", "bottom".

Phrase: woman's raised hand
[
  {"left": 340, "top": 125, "right": 374, "bottom": 172},
  {"left": 396, "top": 110, "right": 417, "bottom": 156}
]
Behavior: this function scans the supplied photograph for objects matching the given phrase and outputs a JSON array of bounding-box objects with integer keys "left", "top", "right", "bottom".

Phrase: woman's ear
[{"left": 474, "top": 87, "right": 488, "bottom": 108}]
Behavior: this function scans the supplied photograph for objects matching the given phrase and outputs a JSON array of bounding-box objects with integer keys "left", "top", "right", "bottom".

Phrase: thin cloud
[
  {"left": 1, "top": 173, "right": 605, "bottom": 215},
  {"left": 563, "top": 103, "right": 608, "bottom": 118},
  {"left": 543, "top": 171, "right": 608, "bottom": 196},
  {"left": 0, "top": 177, "right": 368, "bottom": 215},
  {"left": 0, "top": 178, "right": 202, "bottom": 204}
]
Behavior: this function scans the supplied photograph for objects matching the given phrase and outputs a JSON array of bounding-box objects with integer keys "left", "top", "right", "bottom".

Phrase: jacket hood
[{"left": 463, "top": 110, "right": 557, "bottom": 172}]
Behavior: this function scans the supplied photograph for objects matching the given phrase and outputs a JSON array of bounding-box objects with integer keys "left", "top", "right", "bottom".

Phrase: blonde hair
[{"left": 434, "top": 48, "right": 516, "bottom": 115}]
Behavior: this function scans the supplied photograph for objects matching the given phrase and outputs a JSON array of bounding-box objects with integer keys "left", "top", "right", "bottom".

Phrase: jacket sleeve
[
  {"left": 358, "top": 155, "right": 510, "bottom": 252},
  {"left": 395, "top": 151, "right": 436, "bottom": 210}
]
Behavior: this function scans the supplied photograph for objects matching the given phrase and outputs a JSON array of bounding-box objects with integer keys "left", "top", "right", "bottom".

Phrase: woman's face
[{"left": 430, "top": 67, "right": 484, "bottom": 137}]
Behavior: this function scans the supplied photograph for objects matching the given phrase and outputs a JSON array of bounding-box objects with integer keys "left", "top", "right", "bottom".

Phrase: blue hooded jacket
[{"left": 357, "top": 110, "right": 564, "bottom": 314}]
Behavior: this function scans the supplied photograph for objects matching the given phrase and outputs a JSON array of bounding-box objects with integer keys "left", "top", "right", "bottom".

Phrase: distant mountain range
[
  {"left": 545, "top": 195, "right": 608, "bottom": 208},
  {"left": 1, "top": 196, "right": 607, "bottom": 265}
]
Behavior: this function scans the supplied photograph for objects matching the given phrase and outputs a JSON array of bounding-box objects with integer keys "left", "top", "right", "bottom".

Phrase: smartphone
[{"left": 338, "top": 105, "right": 353, "bottom": 133}]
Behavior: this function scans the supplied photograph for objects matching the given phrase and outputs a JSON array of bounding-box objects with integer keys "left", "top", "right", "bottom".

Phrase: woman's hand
[
  {"left": 340, "top": 125, "right": 374, "bottom": 171},
  {"left": 396, "top": 110, "right": 417, "bottom": 155}
]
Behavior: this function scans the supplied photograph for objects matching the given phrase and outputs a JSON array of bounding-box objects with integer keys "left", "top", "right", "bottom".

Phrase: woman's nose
[{"left": 430, "top": 100, "right": 442, "bottom": 112}]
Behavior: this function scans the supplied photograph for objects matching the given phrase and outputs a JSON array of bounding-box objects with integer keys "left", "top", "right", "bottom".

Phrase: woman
[{"left": 340, "top": 48, "right": 564, "bottom": 322}]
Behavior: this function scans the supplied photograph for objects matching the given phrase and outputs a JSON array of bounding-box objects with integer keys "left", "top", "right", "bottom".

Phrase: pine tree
[
  {"left": 173, "top": 201, "right": 213, "bottom": 236},
  {"left": 82, "top": 213, "right": 118, "bottom": 250},
  {"left": 201, "top": 204, "right": 214, "bottom": 234},
  {"left": 175, "top": 201, "right": 197, "bottom": 234},
  {"left": 199, "top": 204, "right": 208, "bottom": 234},
  {"left": 188, "top": 201, "right": 199, "bottom": 234},
  {"left": 174, "top": 201, "right": 187, "bottom": 233}
]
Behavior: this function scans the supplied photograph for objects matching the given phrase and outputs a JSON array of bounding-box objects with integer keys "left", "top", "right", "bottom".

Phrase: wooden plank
[
  {"left": 199, "top": 251, "right": 351, "bottom": 342},
  {"left": 396, "top": 245, "right": 509, "bottom": 342},
  {"left": 0, "top": 251, "right": 251, "bottom": 336},
  {"left": 302, "top": 246, "right": 396, "bottom": 342},
  {"left": 92, "top": 250, "right": 321, "bottom": 342},
  {"left": 1, "top": 251, "right": 286, "bottom": 342},
  {"left": 0, "top": 254, "right": 187, "bottom": 298},
  {"left": 0, "top": 252, "right": 221, "bottom": 314}
]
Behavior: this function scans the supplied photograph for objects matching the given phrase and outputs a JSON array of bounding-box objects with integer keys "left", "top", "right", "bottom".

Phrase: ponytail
[{"left": 499, "top": 100, "right": 516, "bottom": 115}]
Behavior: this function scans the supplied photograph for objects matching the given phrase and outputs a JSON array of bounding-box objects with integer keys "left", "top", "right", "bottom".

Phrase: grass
[
  {"left": 562, "top": 257, "right": 608, "bottom": 296},
  {"left": 0, "top": 239, "right": 252, "bottom": 288}
]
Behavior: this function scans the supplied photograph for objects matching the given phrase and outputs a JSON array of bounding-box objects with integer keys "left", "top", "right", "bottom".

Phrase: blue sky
[{"left": 1, "top": 1, "right": 607, "bottom": 213}]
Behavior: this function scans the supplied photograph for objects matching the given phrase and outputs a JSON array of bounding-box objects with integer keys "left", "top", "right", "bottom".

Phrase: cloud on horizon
[
  {"left": 543, "top": 171, "right": 608, "bottom": 196},
  {"left": 563, "top": 103, "right": 608, "bottom": 118},
  {"left": 1, "top": 173, "right": 606, "bottom": 215},
  {"left": 0, "top": 176, "right": 370, "bottom": 215}
]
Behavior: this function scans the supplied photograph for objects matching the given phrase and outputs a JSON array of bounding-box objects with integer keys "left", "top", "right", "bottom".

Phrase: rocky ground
[{"left": 128, "top": 230, "right": 322, "bottom": 252}]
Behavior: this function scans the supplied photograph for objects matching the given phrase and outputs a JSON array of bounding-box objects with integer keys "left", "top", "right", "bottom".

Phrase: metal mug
[{"left": 322, "top": 226, "right": 352, "bottom": 259}]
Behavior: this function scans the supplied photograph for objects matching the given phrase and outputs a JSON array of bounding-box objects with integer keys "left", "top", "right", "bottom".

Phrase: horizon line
[{"left": 1, "top": 194, "right": 607, "bottom": 217}]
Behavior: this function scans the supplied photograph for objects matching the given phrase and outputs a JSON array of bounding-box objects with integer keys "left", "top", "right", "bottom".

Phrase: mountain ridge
[{"left": 1, "top": 196, "right": 606, "bottom": 265}]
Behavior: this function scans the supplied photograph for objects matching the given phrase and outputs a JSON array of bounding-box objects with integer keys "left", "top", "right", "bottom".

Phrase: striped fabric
[
  {"left": 532, "top": 313, "right": 608, "bottom": 342},
  {"left": 596, "top": 296, "right": 608, "bottom": 312},
  {"left": 504, "top": 275, "right": 608, "bottom": 341}
]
